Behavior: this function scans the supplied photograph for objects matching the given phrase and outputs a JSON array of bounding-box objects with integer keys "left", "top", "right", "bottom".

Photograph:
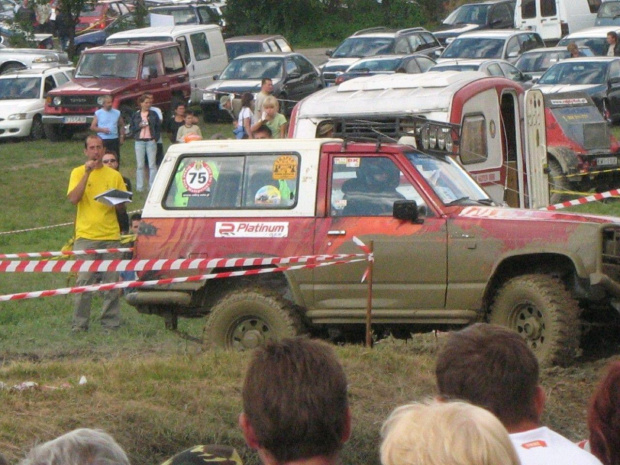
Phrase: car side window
[
  {"left": 521, "top": 0, "right": 536, "bottom": 19},
  {"left": 610, "top": 61, "right": 620, "bottom": 79},
  {"left": 541, "top": 0, "right": 556, "bottom": 16},
  {"left": 197, "top": 5, "right": 217, "bottom": 23},
  {"left": 407, "top": 34, "right": 423, "bottom": 52},
  {"left": 588, "top": 0, "right": 602, "bottom": 13},
  {"left": 500, "top": 62, "right": 523, "bottom": 80},
  {"left": 460, "top": 114, "right": 488, "bottom": 165},
  {"left": 421, "top": 32, "right": 439, "bottom": 48},
  {"left": 486, "top": 63, "right": 503, "bottom": 76},
  {"left": 54, "top": 71, "right": 69, "bottom": 86},
  {"left": 506, "top": 37, "right": 520, "bottom": 57},
  {"left": 43, "top": 76, "right": 55, "bottom": 95},
  {"left": 294, "top": 55, "right": 316, "bottom": 75},
  {"left": 492, "top": 4, "right": 512, "bottom": 24},
  {"left": 395, "top": 38, "right": 410, "bottom": 54},
  {"left": 266, "top": 40, "right": 278, "bottom": 52},
  {"left": 330, "top": 156, "right": 429, "bottom": 217},
  {"left": 416, "top": 56, "right": 435, "bottom": 72},
  {"left": 176, "top": 36, "right": 191, "bottom": 65},
  {"left": 142, "top": 51, "right": 165, "bottom": 78},
  {"left": 275, "top": 38, "right": 292, "bottom": 52},
  {"left": 262, "top": 43, "right": 271, "bottom": 52},
  {"left": 162, "top": 46, "right": 185, "bottom": 73},
  {"left": 190, "top": 32, "right": 211, "bottom": 61},
  {"left": 404, "top": 58, "right": 421, "bottom": 74},
  {"left": 285, "top": 58, "right": 299, "bottom": 76},
  {"left": 163, "top": 154, "right": 299, "bottom": 209}
]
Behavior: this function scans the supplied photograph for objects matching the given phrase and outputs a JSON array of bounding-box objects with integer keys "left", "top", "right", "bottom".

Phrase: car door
[
  {"left": 505, "top": 36, "right": 521, "bottom": 61},
  {"left": 312, "top": 153, "right": 448, "bottom": 313},
  {"left": 608, "top": 59, "right": 620, "bottom": 120},
  {"left": 141, "top": 50, "right": 171, "bottom": 107},
  {"left": 292, "top": 55, "right": 321, "bottom": 98}
]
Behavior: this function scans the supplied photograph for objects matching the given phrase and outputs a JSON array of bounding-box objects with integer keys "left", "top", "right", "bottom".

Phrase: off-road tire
[
  {"left": 548, "top": 159, "right": 571, "bottom": 205},
  {"left": 29, "top": 115, "right": 44, "bottom": 140},
  {"left": 43, "top": 123, "right": 69, "bottom": 142},
  {"left": 203, "top": 288, "right": 304, "bottom": 350},
  {"left": 489, "top": 274, "right": 581, "bottom": 366}
]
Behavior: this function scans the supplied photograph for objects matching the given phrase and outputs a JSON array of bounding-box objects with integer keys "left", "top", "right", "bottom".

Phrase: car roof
[
  {"left": 456, "top": 29, "right": 533, "bottom": 39},
  {"left": 84, "top": 41, "right": 178, "bottom": 52},
  {"left": 563, "top": 26, "right": 620, "bottom": 38},
  {"left": 551, "top": 56, "right": 620, "bottom": 63},
  {"left": 108, "top": 24, "right": 220, "bottom": 38},
  {"left": 225, "top": 35, "right": 286, "bottom": 43},
  {"left": 433, "top": 59, "right": 495, "bottom": 66},
  {"left": 0, "top": 66, "right": 74, "bottom": 78},
  {"left": 522, "top": 46, "right": 589, "bottom": 53},
  {"left": 230, "top": 52, "right": 301, "bottom": 60}
]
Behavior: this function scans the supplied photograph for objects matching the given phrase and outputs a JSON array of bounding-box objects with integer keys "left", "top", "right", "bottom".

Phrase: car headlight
[
  {"left": 202, "top": 91, "right": 217, "bottom": 101},
  {"left": 33, "top": 56, "right": 54, "bottom": 63},
  {"left": 8, "top": 113, "right": 27, "bottom": 120},
  {"left": 96, "top": 95, "right": 108, "bottom": 106},
  {"left": 52, "top": 96, "right": 62, "bottom": 106}
]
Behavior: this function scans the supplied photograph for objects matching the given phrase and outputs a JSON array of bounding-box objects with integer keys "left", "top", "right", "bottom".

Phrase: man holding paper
[{"left": 67, "top": 135, "right": 129, "bottom": 332}]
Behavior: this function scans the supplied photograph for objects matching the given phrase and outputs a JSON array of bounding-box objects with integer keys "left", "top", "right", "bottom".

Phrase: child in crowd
[
  {"left": 253, "top": 96, "right": 287, "bottom": 138},
  {"left": 176, "top": 111, "right": 203, "bottom": 143}
]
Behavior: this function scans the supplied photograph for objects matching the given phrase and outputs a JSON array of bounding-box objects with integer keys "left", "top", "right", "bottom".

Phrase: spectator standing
[
  {"left": 67, "top": 135, "right": 127, "bottom": 332},
  {"left": 19, "top": 428, "right": 129, "bottom": 465},
  {"left": 91, "top": 95, "right": 125, "bottom": 163},
  {"left": 167, "top": 101, "right": 187, "bottom": 144},
  {"left": 435, "top": 323, "right": 603, "bottom": 465},
  {"left": 129, "top": 94, "right": 160, "bottom": 192},
  {"left": 177, "top": 110, "right": 203, "bottom": 142},
  {"left": 254, "top": 78, "right": 273, "bottom": 120},
  {"left": 235, "top": 93, "right": 255, "bottom": 139},
  {"left": 143, "top": 93, "right": 164, "bottom": 167},
  {"left": 253, "top": 96, "right": 287, "bottom": 138},
  {"left": 381, "top": 400, "right": 521, "bottom": 465},
  {"left": 54, "top": 6, "right": 72, "bottom": 51},
  {"left": 102, "top": 149, "right": 131, "bottom": 233},
  {"left": 607, "top": 32, "right": 620, "bottom": 57},
  {"left": 240, "top": 338, "right": 351, "bottom": 465}
]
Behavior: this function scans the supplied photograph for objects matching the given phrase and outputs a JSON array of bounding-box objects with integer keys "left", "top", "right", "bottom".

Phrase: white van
[
  {"left": 514, "top": 0, "right": 600, "bottom": 43},
  {"left": 106, "top": 24, "right": 228, "bottom": 103}
]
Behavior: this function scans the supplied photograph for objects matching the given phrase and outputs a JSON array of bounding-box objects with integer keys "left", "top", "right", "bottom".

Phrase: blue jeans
[{"left": 135, "top": 139, "right": 157, "bottom": 192}]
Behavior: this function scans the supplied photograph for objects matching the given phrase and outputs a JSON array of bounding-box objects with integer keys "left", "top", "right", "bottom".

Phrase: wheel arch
[{"left": 547, "top": 147, "right": 580, "bottom": 176}]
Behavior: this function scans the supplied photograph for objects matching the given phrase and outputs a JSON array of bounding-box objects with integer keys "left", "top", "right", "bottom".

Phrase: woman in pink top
[{"left": 129, "top": 94, "right": 161, "bottom": 192}]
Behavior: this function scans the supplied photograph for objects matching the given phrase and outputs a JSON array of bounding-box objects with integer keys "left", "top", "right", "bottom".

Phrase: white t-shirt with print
[{"left": 510, "top": 427, "right": 603, "bottom": 465}]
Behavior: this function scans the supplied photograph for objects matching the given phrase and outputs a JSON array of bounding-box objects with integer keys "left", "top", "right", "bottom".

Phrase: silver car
[{"left": 0, "top": 47, "right": 69, "bottom": 74}]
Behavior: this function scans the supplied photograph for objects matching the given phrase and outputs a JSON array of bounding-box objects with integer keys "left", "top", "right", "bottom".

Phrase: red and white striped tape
[
  {"left": 0, "top": 248, "right": 133, "bottom": 259},
  {"left": 0, "top": 258, "right": 366, "bottom": 302},
  {"left": 0, "top": 254, "right": 364, "bottom": 274},
  {"left": 544, "top": 188, "right": 620, "bottom": 211}
]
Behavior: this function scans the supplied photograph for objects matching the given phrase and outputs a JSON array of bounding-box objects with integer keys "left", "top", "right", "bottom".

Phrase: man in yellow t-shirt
[{"left": 67, "top": 135, "right": 128, "bottom": 332}]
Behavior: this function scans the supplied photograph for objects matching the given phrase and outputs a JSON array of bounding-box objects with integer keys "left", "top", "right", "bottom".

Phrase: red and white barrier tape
[
  {"left": 0, "top": 248, "right": 133, "bottom": 259},
  {"left": 544, "top": 188, "right": 620, "bottom": 211},
  {"left": 0, "top": 258, "right": 366, "bottom": 302},
  {"left": 0, "top": 254, "right": 364, "bottom": 274}
]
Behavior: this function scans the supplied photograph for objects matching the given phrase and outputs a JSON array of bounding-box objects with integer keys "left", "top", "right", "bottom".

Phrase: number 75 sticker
[{"left": 182, "top": 161, "right": 214, "bottom": 194}]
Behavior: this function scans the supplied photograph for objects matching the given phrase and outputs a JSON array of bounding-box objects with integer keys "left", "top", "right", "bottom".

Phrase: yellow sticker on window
[{"left": 272, "top": 155, "right": 298, "bottom": 180}]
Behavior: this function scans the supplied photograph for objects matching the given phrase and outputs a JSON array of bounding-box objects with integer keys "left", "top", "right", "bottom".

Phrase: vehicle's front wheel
[
  {"left": 203, "top": 288, "right": 304, "bottom": 350},
  {"left": 489, "top": 273, "right": 581, "bottom": 366},
  {"left": 30, "top": 115, "right": 44, "bottom": 140}
]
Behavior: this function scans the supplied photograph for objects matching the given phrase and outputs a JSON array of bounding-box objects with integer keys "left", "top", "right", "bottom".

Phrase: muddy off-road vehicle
[{"left": 127, "top": 137, "right": 620, "bottom": 365}]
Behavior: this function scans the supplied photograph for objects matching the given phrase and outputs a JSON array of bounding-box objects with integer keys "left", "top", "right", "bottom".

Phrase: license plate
[
  {"left": 597, "top": 157, "right": 618, "bottom": 166},
  {"left": 64, "top": 116, "right": 87, "bottom": 124}
]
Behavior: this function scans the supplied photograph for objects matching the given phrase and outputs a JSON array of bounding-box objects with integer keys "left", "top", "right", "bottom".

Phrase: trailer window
[
  {"left": 541, "top": 0, "right": 556, "bottom": 17},
  {"left": 460, "top": 115, "right": 488, "bottom": 165},
  {"left": 521, "top": 0, "right": 536, "bottom": 19}
]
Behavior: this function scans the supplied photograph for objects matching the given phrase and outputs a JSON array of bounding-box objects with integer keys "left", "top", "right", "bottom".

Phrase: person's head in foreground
[
  {"left": 240, "top": 337, "right": 351, "bottom": 465},
  {"left": 252, "top": 124, "right": 272, "bottom": 139},
  {"left": 435, "top": 323, "right": 542, "bottom": 432},
  {"left": 587, "top": 361, "right": 620, "bottom": 465},
  {"left": 19, "top": 428, "right": 130, "bottom": 465},
  {"left": 380, "top": 400, "right": 521, "bottom": 465}
]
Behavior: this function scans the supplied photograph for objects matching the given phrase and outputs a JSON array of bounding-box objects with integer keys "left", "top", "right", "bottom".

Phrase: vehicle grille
[
  {"left": 322, "top": 66, "right": 349, "bottom": 85},
  {"left": 602, "top": 226, "right": 620, "bottom": 281},
  {"left": 62, "top": 95, "right": 99, "bottom": 108},
  {"left": 583, "top": 122, "right": 609, "bottom": 150}
]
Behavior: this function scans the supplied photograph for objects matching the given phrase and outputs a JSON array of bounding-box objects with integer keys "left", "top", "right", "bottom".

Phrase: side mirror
[
  {"left": 326, "top": 49, "right": 333, "bottom": 57},
  {"left": 523, "top": 73, "right": 532, "bottom": 80},
  {"left": 434, "top": 49, "right": 442, "bottom": 58},
  {"left": 393, "top": 200, "right": 424, "bottom": 223},
  {"left": 213, "top": 74, "right": 219, "bottom": 80}
]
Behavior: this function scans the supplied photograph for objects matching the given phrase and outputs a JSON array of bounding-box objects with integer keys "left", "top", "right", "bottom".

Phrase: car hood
[
  {"left": 0, "top": 98, "right": 41, "bottom": 114},
  {"left": 534, "top": 83, "right": 605, "bottom": 95},
  {"left": 47, "top": 78, "right": 143, "bottom": 95},
  {"left": 458, "top": 205, "right": 620, "bottom": 224},
  {"left": 434, "top": 23, "right": 480, "bottom": 37},
  {"left": 206, "top": 79, "right": 281, "bottom": 93},
  {"left": 323, "top": 58, "right": 361, "bottom": 71}
]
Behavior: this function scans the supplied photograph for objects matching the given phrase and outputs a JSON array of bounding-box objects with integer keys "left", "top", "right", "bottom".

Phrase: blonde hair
[
  {"left": 262, "top": 95, "right": 279, "bottom": 111},
  {"left": 380, "top": 400, "right": 521, "bottom": 465}
]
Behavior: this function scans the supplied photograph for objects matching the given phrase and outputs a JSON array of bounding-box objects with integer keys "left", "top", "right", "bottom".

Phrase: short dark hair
[
  {"left": 241, "top": 92, "right": 254, "bottom": 108},
  {"left": 252, "top": 124, "right": 272, "bottom": 138},
  {"left": 185, "top": 110, "right": 195, "bottom": 117},
  {"left": 261, "top": 77, "right": 273, "bottom": 86},
  {"left": 130, "top": 212, "right": 141, "bottom": 222},
  {"left": 435, "top": 323, "right": 540, "bottom": 428},
  {"left": 84, "top": 134, "right": 103, "bottom": 148},
  {"left": 609, "top": 31, "right": 618, "bottom": 42},
  {"left": 242, "top": 338, "right": 349, "bottom": 463},
  {"left": 104, "top": 149, "right": 118, "bottom": 160}
]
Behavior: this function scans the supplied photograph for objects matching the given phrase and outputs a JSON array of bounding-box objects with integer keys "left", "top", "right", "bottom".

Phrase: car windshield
[
  {"left": 406, "top": 151, "right": 492, "bottom": 205},
  {"left": 431, "top": 63, "right": 479, "bottom": 72},
  {"left": 76, "top": 52, "right": 139, "bottom": 78},
  {"left": 80, "top": 3, "right": 105, "bottom": 15},
  {"left": 226, "top": 43, "right": 263, "bottom": 60},
  {"left": 332, "top": 37, "right": 395, "bottom": 58},
  {"left": 598, "top": 1, "right": 620, "bottom": 18},
  {"left": 515, "top": 50, "right": 569, "bottom": 72},
  {"left": 349, "top": 57, "right": 402, "bottom": 72},
  {"left": 0, "top": 77, "right": 41, "bottom": 100},
  {"left": 444, "top": 4, "right": 490, "bottom": 25},
  {"left": 442, "top": 37, "right": 504, "bottom": 59},
  {"left": 538, "top": 61, "right": 608, "bottom": 85},
  {"left": 558, "top": 37, "right": 607, "bottom": 56},
  {"left": 220, "top": 57, "right": 283, "bottom": 80}
]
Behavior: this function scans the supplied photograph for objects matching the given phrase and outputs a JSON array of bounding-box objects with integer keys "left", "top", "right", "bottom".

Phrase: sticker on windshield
[
  {"left": 334, "top": 157, "right": 360, "bottom": 168},
  {"left": 182, "top": 161, "right": 213, "bottom": 194},
  {"left": 273, "top": 155, "right": 298, "bottom": 180}
]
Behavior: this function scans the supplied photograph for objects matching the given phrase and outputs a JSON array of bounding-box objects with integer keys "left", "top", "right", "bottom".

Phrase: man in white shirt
[{"left": 435, "top": 324, "right": 602, "bottom": 465}]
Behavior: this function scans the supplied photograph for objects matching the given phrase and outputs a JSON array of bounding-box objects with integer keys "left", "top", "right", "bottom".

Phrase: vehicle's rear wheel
[
  {"left": 489, "top": 273, "right": 581, "bottom": 366},
  {"left": 203, "top": 288, "right": 304, "bottom": 350},
  {"left": 548, "top": 158, "right": 571, "bottom": 205},
  {"left": 43, "top": 123, "right": 70, "bottom": 142},
  {"left": 30, "top": 115, "right": 44, "bottom": 140}
]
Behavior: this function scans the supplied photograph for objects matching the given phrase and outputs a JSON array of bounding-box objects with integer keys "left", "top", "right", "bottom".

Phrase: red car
[{"left": 75, "top": 0, "right": 132, "bottom": 34}]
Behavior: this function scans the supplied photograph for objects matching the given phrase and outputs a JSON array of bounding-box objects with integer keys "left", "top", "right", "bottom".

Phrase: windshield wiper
[
  {"left": 476, "top": 198, "right": 494, "bottom": 205},
  {"left": 445, "top": 196, "right": 470, "bottom": 206}
]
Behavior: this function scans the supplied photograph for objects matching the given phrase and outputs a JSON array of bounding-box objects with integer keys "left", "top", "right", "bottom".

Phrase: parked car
[
  {"left": 76, "top": 0, "right": 132, "bottom": 34},
  {"left": 0, "top": 0, "right": 17, "bottom": 20},
  {"left": 201, "top": 52, "right": 323, "bottom": 121},
  {"left": 434, "top": 0, "right": 516, "bottom": 46},
  {"left": 515, "top": 46, "right": 594, "bottom": 79},
  {"left": 0, "top": 24, "right": 54, "bottom": 49},
  {"left": 225, "top": 34, "right": 293, "bottom": 61},
  {"left": 321, "top": 27, "right": 443, "bottom": 86},
  {"left": 0, "top": 47, "right": 69, "bottom": 74},
  {"left": 596, "top": 1, "right": 620, "bottom": 26},
  {"left": 534, "top": 57, "right": 620, "bottom": 121},
  {"left": 74, "top": 12, "right": 137, "bottom": 54},
  {"left": 149, "top": 4, "right": 219, "bottom": 26},
  {"left": 557, "top": 26, "right": 620, "bottom": 56},
  {"left": 0, "top": 66, "right": 74, "bottom": 140},
  {"left": 333, "top": 54, "right": 436, "bottom": 85},
  {"left": 429, "top": 58, "right": 534, "bottom": 87},
  {"left": 439, "top": 29, "right": 545, "bottom": 63},
  {"left": 42, "top": 42, "right": 190, "bottom": 141}
]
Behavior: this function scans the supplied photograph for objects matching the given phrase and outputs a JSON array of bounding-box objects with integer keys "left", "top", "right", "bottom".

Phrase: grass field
[{"left": 0, "top": 125, "right": 620, "bottom": 464}]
